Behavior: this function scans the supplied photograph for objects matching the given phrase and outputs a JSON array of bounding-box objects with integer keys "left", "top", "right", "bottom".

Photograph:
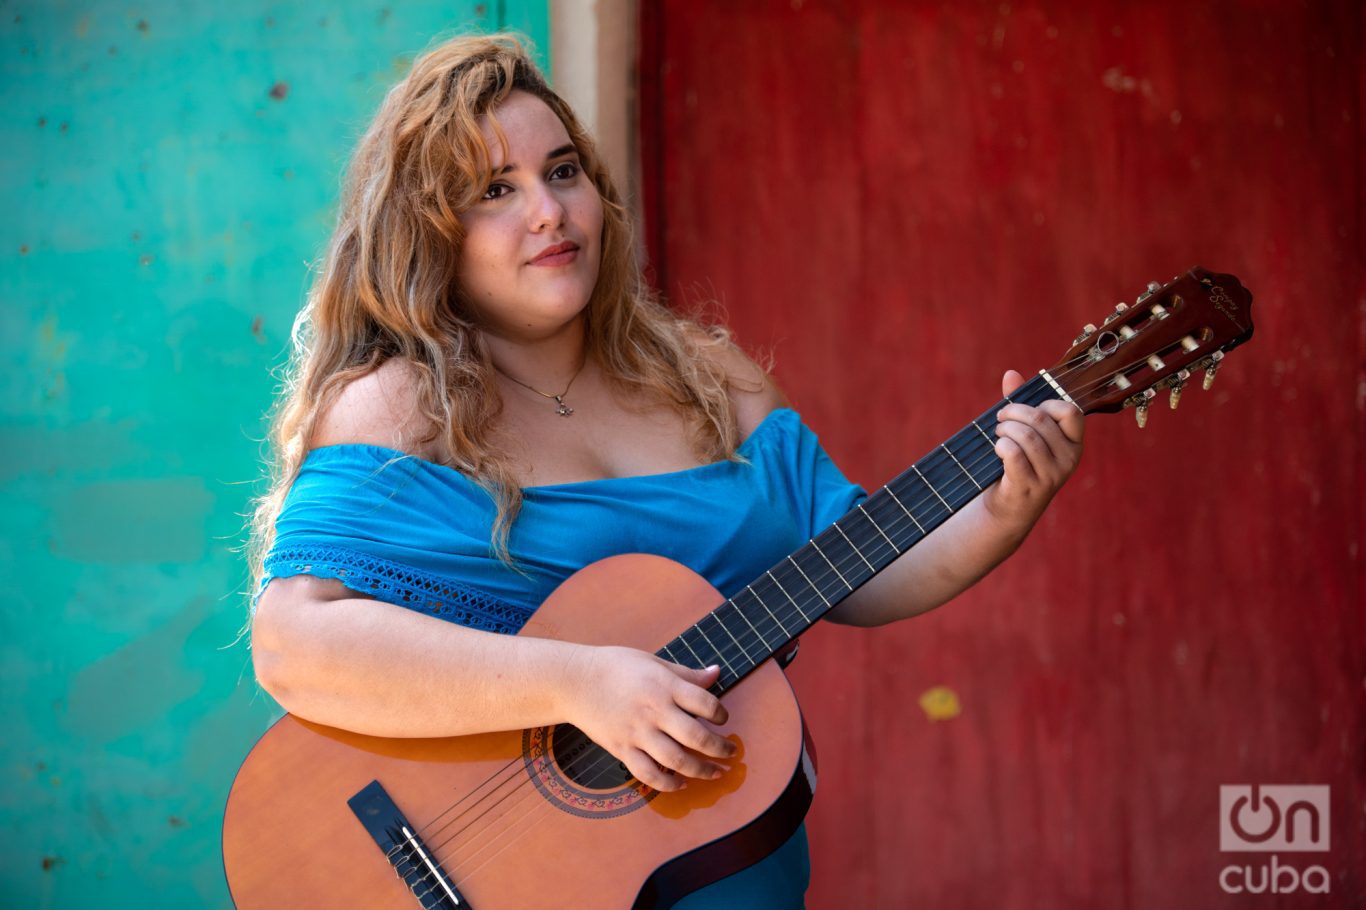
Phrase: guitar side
[{"left": 223, "top": 554, "right": 812, "bottom": 909}]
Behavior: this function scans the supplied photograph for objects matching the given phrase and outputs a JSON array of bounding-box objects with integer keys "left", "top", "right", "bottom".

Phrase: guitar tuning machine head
[
  {"left": 1169, "top": 369, "right": 1190, "bottom": 409},
  {"left": 1102, "top": 303, "right": 1130, "bottom": 326},
  {"left": 1136, "top": 280, "right": 1163, "bottom": 304},
  {"left": 1122, "top": 387, "right": 1157, "bottom": 427},
  {"left": 1073, "top": 322, "right": 1098, "bottom": 345},
  {"left": 1134, "top": 388, "right": 1157, "bottom": 428},
  {"left": 1203, "top": 350, "right": 1225, "bottom": 390}
]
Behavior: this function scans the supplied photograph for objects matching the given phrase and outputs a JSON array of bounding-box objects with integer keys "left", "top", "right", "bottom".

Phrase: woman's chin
[{"left": 479, "top": 307, "right": 589, "bottom": 343}]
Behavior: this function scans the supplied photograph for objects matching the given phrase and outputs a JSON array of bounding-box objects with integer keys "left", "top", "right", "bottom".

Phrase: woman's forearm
[
  {"left": 250, "top": 574, "right": 738, "bottom": 789},
  {"left": 828, "top": 381, "right": 1084, "bottom": 627},
  {"left": 824, "top": 496, "right": 1031, "bottom": 627},
  {"left": 251, "top": 576, "right": 585, "bottom": 738}
]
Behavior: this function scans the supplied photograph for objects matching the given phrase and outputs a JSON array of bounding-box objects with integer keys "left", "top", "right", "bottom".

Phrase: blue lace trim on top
[{"left": 260, "top": 544, "right": 536, "bottom": 634}]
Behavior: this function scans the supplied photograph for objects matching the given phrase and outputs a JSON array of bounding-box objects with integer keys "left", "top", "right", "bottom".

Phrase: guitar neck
[{"left": 657, "top": 373, "right": 1064, "bottom": 695}]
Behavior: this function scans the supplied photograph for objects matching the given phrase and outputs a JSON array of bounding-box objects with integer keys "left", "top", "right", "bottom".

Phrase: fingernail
[{"left": 997, "top": 409, "right": 1005, "bottom": 419}]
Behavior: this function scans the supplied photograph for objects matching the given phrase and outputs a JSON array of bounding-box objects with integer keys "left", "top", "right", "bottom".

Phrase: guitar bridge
[{"left": 348, "top": 780, "right": 472, "bottom": 909}]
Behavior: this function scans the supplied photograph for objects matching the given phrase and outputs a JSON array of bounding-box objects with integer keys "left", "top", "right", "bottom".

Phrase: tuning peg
[
  {"left": 1169, "top": 369, "right": 1190, "bottom": 409},
  {"left": 1103, "top": 303, "right": 1130, "bottom": 326},
  {"left": 1147, "top": 281, "right": 1162, "bottom": 293},
  {"left": 1135, "top": 388, "right": 1156, "bottom": 428},
  {"left": 1073, "top": 323, "right": 1097, "bottom": 345},
  {"left": 1202, "top": 351, "right": 1224, "bottom": 390}
]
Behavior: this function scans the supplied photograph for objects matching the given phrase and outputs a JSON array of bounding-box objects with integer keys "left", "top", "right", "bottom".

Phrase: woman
[{"left": 246, "top": 33, "right": 1083, "bottom": 908}]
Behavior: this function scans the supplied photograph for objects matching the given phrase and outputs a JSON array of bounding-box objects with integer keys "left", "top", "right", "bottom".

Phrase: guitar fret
[
  {"left": 809, "top": 539, "right": 853, "bottom": 590},
  {"left": 735, "top": 592, "right": 775, "bottom": 651},
  {"left": 678, "top": 633, "right": 706, "bottom": 669},
  {"left": 883, "top": 484, "right": 926, "bottom": 535},
  {"left": 858, "top": 503, "right": 901, "bottom": 553},
  {"left": 714, "top": 607, "right": 756, "bottom": 664},
  {"left": 765, "top": 571, "right": 809, "bottom": 623},
  {"left": 787, "top": 555, "right": 832, "bottom": 607},
  {"left": 749, "top": 583, "right": 792, "bottom": 637},
  {"left": 941, "top": 443, "right": 982, "bottom": 491},
  {"left": 913, "top": 464, "right": 953, "bottom": 511},
  {"left": 694, "top": 623, "right": 736, "bottom": 678},
  {"left": 971, "top": 419, "right": 995, "bottom": 446},
  {"left": 834, "top": 522, "right": 876, "bottom": 572},
  {"left": 660, "top": 643, "right": 681, "bottom": 664}
]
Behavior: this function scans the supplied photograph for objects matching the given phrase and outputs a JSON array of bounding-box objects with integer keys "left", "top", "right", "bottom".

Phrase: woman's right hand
[{"left": 559, "top": 644, "right": 738, "bottom": 792}]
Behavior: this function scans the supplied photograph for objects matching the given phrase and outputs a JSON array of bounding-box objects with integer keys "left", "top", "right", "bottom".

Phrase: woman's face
[{"left": 457, "top": 90, "right": 605, "bottom": 342}]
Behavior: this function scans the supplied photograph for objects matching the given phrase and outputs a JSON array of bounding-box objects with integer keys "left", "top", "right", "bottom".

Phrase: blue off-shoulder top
[{"left": 256, "top": 407, "right": 867, "bottom": 909}]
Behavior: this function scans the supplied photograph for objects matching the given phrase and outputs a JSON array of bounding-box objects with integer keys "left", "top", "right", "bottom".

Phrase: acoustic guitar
[{"left": 223, "top": 267, "right": 1254, "bottom": 908}]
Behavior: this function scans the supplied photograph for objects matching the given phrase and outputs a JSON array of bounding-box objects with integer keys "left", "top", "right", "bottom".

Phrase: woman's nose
[{"left": 528, "top": 182, "right": 566, "bottom": 232}]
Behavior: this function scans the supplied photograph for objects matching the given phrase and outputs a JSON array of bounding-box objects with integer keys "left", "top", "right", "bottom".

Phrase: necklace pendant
[{"left": 554, "top": 396, "right": 574, "bottom": 417}]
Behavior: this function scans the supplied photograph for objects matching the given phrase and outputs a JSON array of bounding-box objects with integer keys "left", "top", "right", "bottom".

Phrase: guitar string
[
  {"left": 398, "top": 334, "right": 1211, "bottom": 896},
  {"left": 409, "top": 343, "right": 1165, "bottom": 873},
  {"left": 405, "top": 349, "right": 1113, "bottom": 859},
  {"left": 393, "top": 342, "right": 1193, "bottom": 888},
  {"left": 408, "top": 385, "right": 1163, "bottom": 899},
  {"left": 397, "top": 344, "right": 1153, "bottom": 878},
  {"left": 403, "top": 722, "right": 656, "bottom": 869},
  {"left": 406, "top": 378, "right": 1099, "bottom": 893},
  {"left": 447, "top": 747, "right": 648, "bottom": 889},
  {"left": 411, "top": 372, "right": 1081, "bottom": 893},
  {"left": 394, "top": 372, "right": 1054, "bottom": 860},
  {"left": 404, "top": 298, "right": 1231, "bottom": 896}
]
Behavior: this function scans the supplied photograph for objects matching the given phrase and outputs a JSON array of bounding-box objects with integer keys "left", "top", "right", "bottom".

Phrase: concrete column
[{"left": 550, "top": 0, "right": 639, "bottom": 220}]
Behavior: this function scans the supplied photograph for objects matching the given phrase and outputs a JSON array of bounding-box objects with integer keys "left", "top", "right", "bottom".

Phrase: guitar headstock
[{"left": 1047, "top": 267, "right": 1254, "bottom": 424}]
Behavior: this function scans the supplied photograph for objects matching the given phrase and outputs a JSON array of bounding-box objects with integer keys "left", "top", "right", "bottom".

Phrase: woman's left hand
[{"left": 985, "top": 369, "right": 1086, "bottom": 533}]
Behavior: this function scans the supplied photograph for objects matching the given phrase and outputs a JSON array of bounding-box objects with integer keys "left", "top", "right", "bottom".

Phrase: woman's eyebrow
[{"left": 493, "top": 144, "right": 578, "bottom": 176}]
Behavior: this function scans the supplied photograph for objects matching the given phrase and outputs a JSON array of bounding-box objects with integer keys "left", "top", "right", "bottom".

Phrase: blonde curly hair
[{"left": 244, "top": 33, "right": 747, "bottom": 603}]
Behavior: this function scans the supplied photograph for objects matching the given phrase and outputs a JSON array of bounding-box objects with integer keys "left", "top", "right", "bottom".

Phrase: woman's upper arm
[
  {"left": 702, "top": 338, "right": 790, "bottom": 439},
  {"left": 251, "top": 574, "right": 364, "bottom": 690},
  {"left": 252, "top": 574, "right": 356, "bottom": 643},
  {"left": 308, "top": 358, "right": 437, "bottom": 454}
]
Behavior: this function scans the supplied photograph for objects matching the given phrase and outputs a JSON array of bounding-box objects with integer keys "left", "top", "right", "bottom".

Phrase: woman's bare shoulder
[
  {"left": 689, "top": 329, "right": 790, "bottom": 439},
  {"left": 308, "top": 358, "right": 441, "bottom": 458}
]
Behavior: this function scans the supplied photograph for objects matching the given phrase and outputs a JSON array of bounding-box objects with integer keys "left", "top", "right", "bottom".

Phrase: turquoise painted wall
[{"left": 1, "top": 3, "right": 549, "bottom": 905}]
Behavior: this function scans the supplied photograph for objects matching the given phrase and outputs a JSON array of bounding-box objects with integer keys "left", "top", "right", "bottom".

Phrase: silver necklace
[{"left": 494, "top": 358, "right": 586, "bottom": 417}]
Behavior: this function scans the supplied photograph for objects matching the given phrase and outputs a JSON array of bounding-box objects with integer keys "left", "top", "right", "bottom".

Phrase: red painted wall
[{"left": 640, "top": 2, "right": 1362, "bottom": 906}]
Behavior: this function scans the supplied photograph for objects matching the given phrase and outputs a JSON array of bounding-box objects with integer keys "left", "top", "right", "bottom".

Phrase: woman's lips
[{"left": 530, "top": 242, "right": 579, "bottom": 267}]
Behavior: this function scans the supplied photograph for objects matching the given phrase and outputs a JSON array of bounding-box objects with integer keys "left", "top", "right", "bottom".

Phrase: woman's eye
[
  {"left": 481, "top": 183, "right": 511, "bottom": 201},
  {"left": 549, "top": 162, "right": 579, "bottom": 181}
]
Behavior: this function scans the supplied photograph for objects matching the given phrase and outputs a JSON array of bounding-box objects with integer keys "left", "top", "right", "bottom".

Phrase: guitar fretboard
[{"left": 657, "top": 373, "right": 1062, "bottom": 694}]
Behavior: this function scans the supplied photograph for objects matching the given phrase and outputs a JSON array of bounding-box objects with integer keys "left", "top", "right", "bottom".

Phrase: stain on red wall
[{"left": 641, "top": 2, "right": 1362, "bottom": 905}]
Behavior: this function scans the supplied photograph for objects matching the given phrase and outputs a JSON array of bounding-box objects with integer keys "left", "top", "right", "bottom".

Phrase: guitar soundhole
[{"left": 550, "top": 723, "right": 633, "bottom": 790}]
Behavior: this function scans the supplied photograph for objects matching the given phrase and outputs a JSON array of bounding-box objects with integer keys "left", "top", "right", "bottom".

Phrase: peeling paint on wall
[{"left": 1, "top": 3, "right": 549, "bottom": 906}]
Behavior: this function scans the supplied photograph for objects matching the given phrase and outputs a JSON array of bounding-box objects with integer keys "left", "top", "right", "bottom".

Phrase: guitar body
[{"left": 223, "top": 554, "right": 815, "bottom": 909}]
